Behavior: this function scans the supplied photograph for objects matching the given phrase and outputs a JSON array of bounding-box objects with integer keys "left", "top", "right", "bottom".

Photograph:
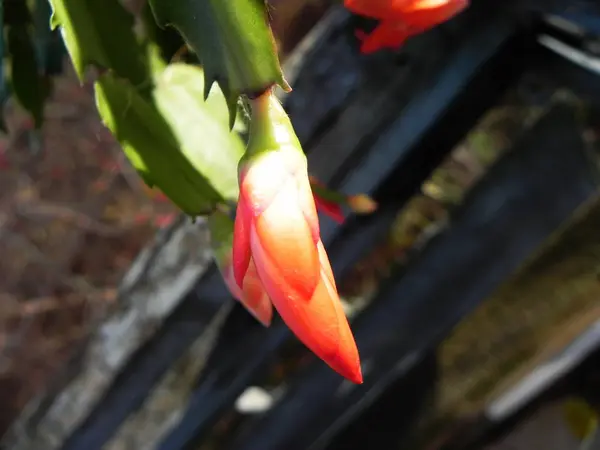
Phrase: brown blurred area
[
  {"left": 0, "top": 0, "right": 334, "bottom": 437},
  {"left": 0, "top": 68, "right": 178, "bottom": 436}
]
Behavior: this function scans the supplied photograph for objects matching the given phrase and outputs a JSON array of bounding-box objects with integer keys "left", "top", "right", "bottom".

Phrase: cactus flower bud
[{"left": 232, "top": 91, "right": 362, "bottom": 384}]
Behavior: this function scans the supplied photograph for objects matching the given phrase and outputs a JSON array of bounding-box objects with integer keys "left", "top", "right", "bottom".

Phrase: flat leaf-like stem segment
[
  {"left": 149, "top": 0, "right": 290, "bottom": 124},
  {"left": 95, "top": 64, "right": 244, "bottom": 216},
  {"left": 48, "top": 0, "right": 149, "bottom": 87},
  {"left": 49, "top": 0, "right": 245, "bottom": 214}
]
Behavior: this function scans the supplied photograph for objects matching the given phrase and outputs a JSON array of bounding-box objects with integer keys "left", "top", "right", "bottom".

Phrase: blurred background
[{"left": 2, "top": 1, "right": 600, "bottom": 449}]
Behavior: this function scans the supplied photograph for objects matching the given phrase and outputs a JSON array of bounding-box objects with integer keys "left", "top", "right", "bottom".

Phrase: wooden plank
[
  {"left": 2, "top": 217, "right": 214, "bottom": 450},
  {"left": 228, "top": 102, "right": 600, "bottom": 450}
]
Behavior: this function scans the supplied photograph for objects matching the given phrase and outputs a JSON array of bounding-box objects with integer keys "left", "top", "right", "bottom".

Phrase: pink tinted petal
[
  {"left": 222, "top": 261, "right": 273, "bottom": 327},
  {"left": 233, "top": 197, "right": 252, "bottom": 289},
  {"left": 240, "top": 259, "right": 273, "bottom": 326},
  {"left": 316, "top": 240, "right": 337, "bottom": 289},
  {"left": 251, "top": 227, "right": 362, "bottom": 383},
  {"left": 253, "top": 178, "right": 319, "bottom": 302}
]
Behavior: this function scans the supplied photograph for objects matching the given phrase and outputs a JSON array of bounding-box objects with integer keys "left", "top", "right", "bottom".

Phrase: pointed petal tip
[
  {"left": 252, "top": 303, "right": 273, "bottom": 327},
  {"left": 329, "top": 353, "right": 363, "bottom": 384},
  {"left": 249, "top": 309, "right": 272, "bottom": 327},
  {"left": 322, "top": 330, "right": 362, "bottom": 384},
  {"left": 336, "top": 360, "right": 363, "bottom": 384},
  {"left": 345, "top": 365, "right": 363, "bottom": 385}
]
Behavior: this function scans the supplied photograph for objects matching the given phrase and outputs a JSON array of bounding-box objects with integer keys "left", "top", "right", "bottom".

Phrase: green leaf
[
  {"left": 95, "top": 64, "right": 244, "bottom": 215},
  {"left": 48, "top": 0, "right": 149, "bottom": 87},
  {"left": 207, "top": 209, "right": 235, "bottom": 267},
  {"left": 7, "top": 25, "right": 50, "bottom": 128},
  {"left": 148, "top": 0, "right": 290, "bottom": 124},
  {"left": 29, "top": 0, "right": 66, "bottom": 76},
  {"left": 153, "top": 63, "right": 244, "bottom": 201},
  {"left": 140, "top": 1, "right": 187, "bottom": 64}
]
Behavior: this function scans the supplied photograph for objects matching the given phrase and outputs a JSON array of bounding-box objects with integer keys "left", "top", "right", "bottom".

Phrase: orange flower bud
[{"left": 232, "top": 92, "right": 362, "bottom": 384}]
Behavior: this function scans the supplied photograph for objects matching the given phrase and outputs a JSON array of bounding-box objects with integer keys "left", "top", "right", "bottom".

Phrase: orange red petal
[
  {"left": 346, "top": 0, "right": 469, "bottom": 54},
  {"left": 296, "top": 168, "right": 322, "bottom": 241},
  {"left": 222, "top": 261, "right": 273, "bottom": 327},
  {"left": 356, "top": 21, "right": 412, "bottom": 54},
  {"left": 251, "top": 225, "right": 362, "bottom": 383},
  {"left": 252, "top": 176, "right": 320, "bottom": 303},
  {"left": 314, "top": 194, "right": 346, "bottom": 224},
  {"left": 232, "top": 197, "right": 252, "bottom": 289},
  {"left": 235, "top": 260, "right": 273, "bottom": 327}
]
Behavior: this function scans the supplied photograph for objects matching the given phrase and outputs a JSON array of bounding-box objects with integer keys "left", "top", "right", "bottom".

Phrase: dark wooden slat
[
  {"left": 229, "top": 103, "right": 600, "bottom": 450},
  {"left": 59, "top": 269, "right": 227, "bottom": 450}
]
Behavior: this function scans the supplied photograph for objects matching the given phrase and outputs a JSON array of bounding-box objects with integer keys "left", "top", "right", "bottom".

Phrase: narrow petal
[
  {"left": 358, "top": 21, "right": 412, "bottom": 54},
  {"left": 222, "top": 261, "right": 273, "bottom": 327},
  {"left": 233, "top": 197, "right": 252, "bottom": 289},
  {"left": 220, "top": 262, "right": 245, "bottom": 301},
  {"left": 296, "top": 170, "right": 321, "bottom": 241},
  {"left": 253, "top": 177, "right": 320, "bottom": 302},
  {"left": 240, "top": 259, "right": 274, "bottom": 327},
  {"left": 316, "top": 240, "right": 337, "bottom": 290},
  {"left": 251, "top": 228, "right": 362, "bottom": 383},
  {"left": 314, "top": 194, "right": 345, "bottom": 224}
]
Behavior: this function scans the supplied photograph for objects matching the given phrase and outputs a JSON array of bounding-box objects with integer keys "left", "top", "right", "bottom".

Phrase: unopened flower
[{"left": 232, "top": 92, "right": 362, "bottom": 383}]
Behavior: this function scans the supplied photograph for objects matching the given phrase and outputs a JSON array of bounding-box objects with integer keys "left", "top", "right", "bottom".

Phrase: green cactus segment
[
  {"left": 148, "top": 0, "right": 290, "bottom": 126},
  {"left": 48, "top": 0, "right": 149, "bottom": 87},
  {"left": 95, "top": 64, "right": 244, "bottom": 216},
  {"left": 30, "top": 0, "right": 66, "bottom": 76},
  {"left": 153, "top": 64, "right": 244, "bottom": 202},
  {"left": 7, "top": 25, "right": 51, "bottom": 129},
  {"left": 207, "top": 209, "right": 235, "bottom": 268},
  {"left": 140, "top": 2, "right": 188, "bottom": 65}
]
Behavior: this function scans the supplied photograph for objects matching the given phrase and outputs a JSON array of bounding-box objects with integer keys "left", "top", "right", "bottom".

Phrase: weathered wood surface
[
  {"left": 228, "top": 100, "right": 600, "bottom": 450},
  {"left": 3, "top": 1, "right": 600, "bottom": 449},
  {"left": 1, "top": 216, "right": 215, "bottom": 449}
]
